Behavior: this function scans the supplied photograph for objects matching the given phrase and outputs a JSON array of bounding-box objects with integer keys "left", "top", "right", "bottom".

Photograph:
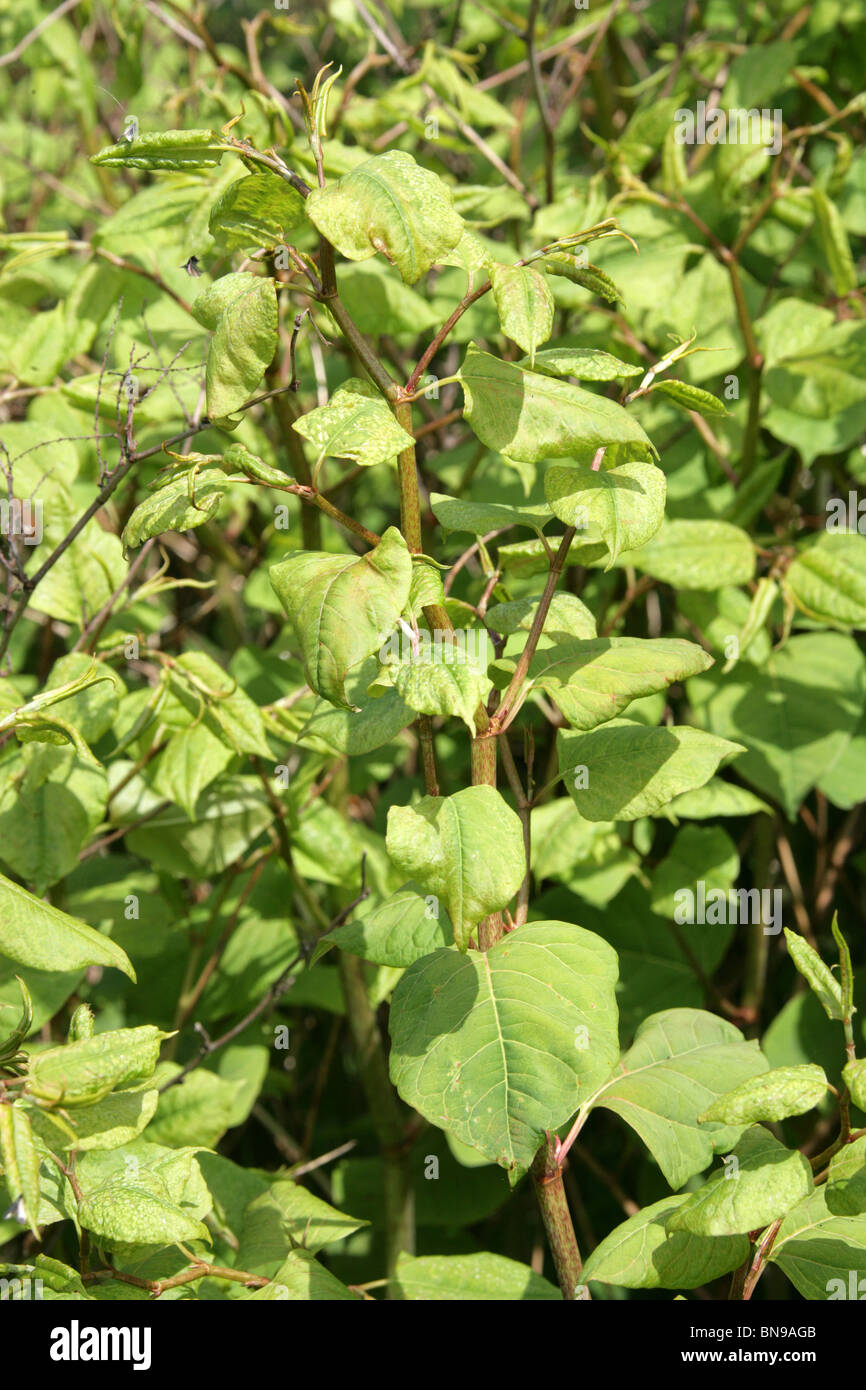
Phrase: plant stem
[
  {"left": 531, "top": 1136, "right": 586, "bottom": 1300},
  {"left": 741, "top": 813, "right": 775, "bottom": 1025},
  {"left": 337, "top": 952, "right": 414, "bottom": 1289},
  {"left": 492, "top": 526, "right": 576, "bottom": 733}
]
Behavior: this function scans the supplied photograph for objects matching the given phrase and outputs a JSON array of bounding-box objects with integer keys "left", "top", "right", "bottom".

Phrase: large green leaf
[
  {"left": 581, "top": 1194, "right": 748, "bottom": 1290},
  {"left": 393, "top": 1251, "right": 560, "bottom": 1300},
  {"left": 192, "top": 271, "right": 278, "bottom": 418},
  {"left": 236, "top": 1179, "right": 367, "bottom": 1272},
  {"left": 590, "top": 1009, "right": 769, "bottom": 1188},
  {"left": 76, "top": 1141, "right": 211, "bottom": 1250},
  {"left": 525, "top": 347, "right": 642, "bottom": 382},
  {"left": 386, "top": 786, "right": 525, "bottom": 950},
  {"left": 306, "top": 150, "right": 464, "bottom": 283},
  {"left": 544, "top": 460, "right": 666, "bottom": 566},
  {"left": 292, "top": 378, "right": 414, "bottom": 468},
  {"left": 769, "top": 1188, "right": 866, "bottom": 1298},
  {"left": 501, "top": 637, "right": 712, "bottom": 731},
  {"left": 784, "top": 531, "right": 866, "bottom": 630},
  {"left": 122, "top": 468, "right": 231, "bottom": 548},
  {"left": 620, "top": 519, "right": 755, "bottom": 589},
  {"left": 430, "top": 492, "right": 552, "bottom": 537},
  {"left": 489, "top": 263, "right": 554, "bottom": 363},
  {"left": 389, "top": 921, "right": 619, "bottom": 1176},
  {"left": 168, "top": 651, "right": 272, "bottom": 758},
  {"left": 558, "top": 720, "right": 745, "bottom": 820},
  {"left": 699, "top": 1064, "right": 828, "bottom": 1125},
  {"left": 33, "top": 1089, "right": 158, "bottom": 1153},
  {"left": 666, "top": 1126, "right": 813, "bottom": 1236},
  {"left": 460, "top": 346, "right": 656, "bottom": 464},
  {"left": 270, "top": 527, "right": 412, "bottom": 709},
  {"left": 825, "top": 1135, "right": 866, "bottom": 1216},
  {"left": 0, "top": 873, "right": 134, "bottom": 980},
  {"left": 761, "top": 319, "right": 866, "bottom": 464},
  {"left": 314, "top": 883, "right": 453, "bottom": 967},
  {"left": 687, "top": 632, "right": 866, "bottom": 817},
  {"left": 242, "top": 1249, "right": 359, "bottom": 1300},
  {"left": 26, "top": 1025, "right": 168, "bottom": 1105},
  {"left": 208, "top": 172, "right": 306, "bottom": 250},
  {"left": 387, "top": 641, "right": 491, "bottom": 736}
]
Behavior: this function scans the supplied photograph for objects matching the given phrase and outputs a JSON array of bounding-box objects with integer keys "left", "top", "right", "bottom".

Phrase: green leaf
[
  {"left": 784, "top": 532, "right": 866, "bottom": 630},
  {"left": 33, "top": 1088, "right": 159, "bottom": 1152},
  {"left": 784, "top": 929, "right": 844, "bottom": 1021},
  {"left": 558, "top": 720, "right": 745, "bottom": 821},
  {"left": 0, "top": 1102, "right": 41, "bottom": 1236},
  {"left": 826, "top": 1134, "right": 866, "bottom": 1216},
  {"left": 388, "top": 641, "right": 491, "bottom": 735},
  {"left": 769, "top": 1188, "right": 866, "bottom": 1298},
  {"left": 298, "top": 656, "right": 414, "bottom": 754},
  {"left": 699, "top": 1065, "right": 829, "bottom": 1125},
  {"left": 122, "top": 468, "right": 230, "bottom": 548},
  {"left": 237, "top": 1178, "right": 368, "bottom": 1270},
  {"left": 542, "top": 254, "right": 623, "bottom": 303},
  {"left": 314, "top": 884, "right": 454, "bottom": 967},
  {"left": 91, "top": 129, "right": 226, "bottom": 170},
  {"left": 192, "top": 272, "right": 278, "bottom": 418},
  {"left": 208, "top": 173, "right": 306, "bottom": 250},
  {"left": 812, "top": 187, "right": 857, "bottom": 297},
  {"left": 386, "top": 786, "right": 525, "bottom": 950},
  {"left": 489, "top": 263, "right": 554, "bottom": 363},
  {"left": 78, "top": 1181, "right": 209, "bottom": 1250},
  {"left": 168, "top": 651, "right": 272, "bottom": 758},
  {"left": 761, "top": 317, "right": 866, "bottom": 464},
  {"left": 590, "top": 1008, "right": 769, "bottom": 1189},
  {"left": 666, "top": 1126, "right": 813, "bottom": 1236},
  {"left": 430, "top": 491, "right": 552, "bottom": 537},
  {"left": 581, "top": 1194, "right": 748, "bottom": 1290},
  {"left": 524, "top": 347, "right": 642, "bottom": 382},
  {"left": 270, "top": 527, "right": 413, "bottom": 709},
  {"left": 501, "top": 637, "right": 712, "bottom": 731},
  {"left": 241, "top": 1249, "right": 359, "bottom": 1300},
  {"left": 687, "top": 633, "right": 866, "bottom": 817},
  {"left": 544, "top": 461, "right": 666, "bottom": 566},
  {"left": 293, "top": 377, "right": 414, "bottom": 468},
  {"left": 487, "top": 592, "right": 596, "bottom": 641},
  {"left": 76, "top": 1141, "right": 211, "bottom": 1251},
  {"left": 843, "top": 1059, "right": 866, "bottom": 1114},
  {"left": 306, "top": 150, "right": 464, "bottom": 284},
  {"left": 26, "top": 1025, "right": 169, "bottom": 1106},
  {"left": 147, "top": 1067, "right": 244, "bottom": 1149},
  {"left": 648, "top": 379, "right": 729, "bottom": 417},
  {"left": 389, "top": 922, "right": 619, "bottom": 1175},
  {"left": 393, "top": 1251, "right": 560, "bottom": 1300},
  {"left": 0, "top": 1255, "right": 92, "bottom": 1300},
  {"left": 650, "top": 824, "right": 739, "bottom": 917},
  {"left": 151, "top": 722, "right": 233, "bottom": 819},
  {"left": 0, "top": 872, "right": 134, "bottom": 980},
  {"left": 460, "top": 346, "right": 656, "bottom": 465},
  {"left": 40, "top": 655, "right": 122, "bottom": 745},
  {"left": 658, "top": 779, "right": 771, "bottom": 822},
  {"left": 621, "top": 519, "right": 755, "bottom": 589}
]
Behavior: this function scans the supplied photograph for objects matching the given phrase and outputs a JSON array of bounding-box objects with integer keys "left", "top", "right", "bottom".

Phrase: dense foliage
[{"left": 1, "top": 0, "right": 865, "bottom": 1304}]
